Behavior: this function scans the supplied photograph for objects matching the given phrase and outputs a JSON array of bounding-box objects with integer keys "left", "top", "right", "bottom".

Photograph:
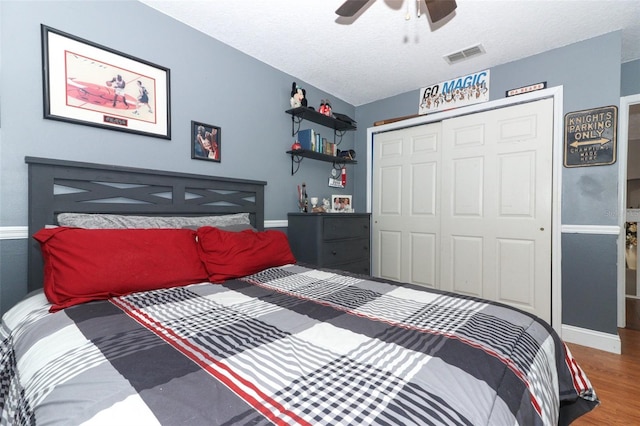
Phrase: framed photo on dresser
[{"left": 331, "top": 195, "right": 352, "bottom": 212}]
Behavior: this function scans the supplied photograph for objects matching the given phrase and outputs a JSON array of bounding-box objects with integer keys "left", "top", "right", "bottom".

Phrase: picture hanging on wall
[
  {"left": 191, "top": 121, "right": 221, "bottom": 162},
  {"left": 41, "top": 24, "right": 171, "bottom": 139}
]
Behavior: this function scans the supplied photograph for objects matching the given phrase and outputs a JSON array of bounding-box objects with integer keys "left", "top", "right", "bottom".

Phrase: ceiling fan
[{"left": 336, "top": 0, "right": 457, "bottom": 23}]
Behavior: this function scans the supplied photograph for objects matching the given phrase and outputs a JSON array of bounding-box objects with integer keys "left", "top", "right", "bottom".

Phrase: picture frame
[
  {"left": 191, "top": 121, "right": 221, "bottom": 162},
  {"left": 41, "top": 24, "right": 171, "bottom": 139},
  {"left": 331, "top": 195, "right": 353, "bottom": 212}
]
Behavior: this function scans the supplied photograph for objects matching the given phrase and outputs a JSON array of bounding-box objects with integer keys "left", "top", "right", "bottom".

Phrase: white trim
[
  {"left": 0, "top": 222, "right": 287, "bottom": 237},
  {"left": 618, "top": 94, "right": 640, "bottom": 328},
  {"left": 265, "top": 219, "right": 287, "bottom": 228},
  {"left": 561, "top": 324, "right": 621, "bottom": 354},
  {"left": 366, "top": 86, "right": 565, "bottom": 336},
  {"left": 0, "top": 226, "right": 28, "bottom": 240},
  {"left": 561, "top": 225, "right": 620, "bottom": 235}
]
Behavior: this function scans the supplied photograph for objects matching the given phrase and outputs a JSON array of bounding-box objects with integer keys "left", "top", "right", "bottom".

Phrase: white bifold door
[{"left": 372, "top": 98, "right": 553, "bottom": 322}]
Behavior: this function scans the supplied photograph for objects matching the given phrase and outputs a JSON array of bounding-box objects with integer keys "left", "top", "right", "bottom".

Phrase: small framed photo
[
  {"left": 331, "top": 195, "right": 353, "bottom": 212},
  {"left": 41, "top": 25, "right": 171, "bottom": 139},
  {"left": 191, "top": 121, "right": 221, "bottom": 162}
]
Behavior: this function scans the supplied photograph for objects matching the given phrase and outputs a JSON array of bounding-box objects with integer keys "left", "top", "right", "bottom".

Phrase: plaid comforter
[{"left": 0, "top": 264, "right": 597, "bottom": 425}]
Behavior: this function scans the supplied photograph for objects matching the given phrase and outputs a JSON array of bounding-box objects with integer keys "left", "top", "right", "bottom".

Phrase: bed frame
[{"left": 26, "top": 156, "right": 266, "bottom": 292}]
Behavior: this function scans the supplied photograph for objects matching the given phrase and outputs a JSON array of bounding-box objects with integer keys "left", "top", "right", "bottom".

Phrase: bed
[{"left": 0, "top": 157, "right": 598, "bottom": 425}]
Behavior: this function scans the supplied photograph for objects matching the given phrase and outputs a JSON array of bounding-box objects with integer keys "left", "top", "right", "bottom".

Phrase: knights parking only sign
[{"left": 564, "top": 106, "right": 617, "bottom": 167}]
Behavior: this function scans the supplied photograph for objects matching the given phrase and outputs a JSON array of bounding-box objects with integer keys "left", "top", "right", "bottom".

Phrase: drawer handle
[{"left": 332, "top": 251, "right": 337, "bottom": 255}]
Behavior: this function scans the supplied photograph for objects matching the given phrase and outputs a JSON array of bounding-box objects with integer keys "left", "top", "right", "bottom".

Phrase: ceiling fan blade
[
  {"left": 424, "top": 0, "right": 457, "bottom": 23},
  {"left": 336, "top": 0, "right": 371, "bottom": 17}
]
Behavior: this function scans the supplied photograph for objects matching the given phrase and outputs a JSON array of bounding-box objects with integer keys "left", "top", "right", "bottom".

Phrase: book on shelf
[
  {"left": 296, "top": 129, "right": 339, "bottom": 157},
  {"left": 297, "top": 129, "right": 315, "bottom": 151},
  {"left": 322, "top": 138, "right": 332, "bottom": 155}
]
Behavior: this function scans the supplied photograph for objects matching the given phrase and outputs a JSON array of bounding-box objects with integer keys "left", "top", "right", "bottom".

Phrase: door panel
[
  {"left": 499, "top": 152, "right": 535, "bottom": 216},
  {"left": 497, "top": 238, "right": 535, "bottom": 307},
  {"left": 373, "top": 123, "right": 442, "bottom": 287},
  {"left": 451, "top": 235, "right": 483, "bottom": 296},
  {"left": 380, "top": 166, "right": 402, "bottom": 215},
  {"left": 379, "top": 230, "right": 402, "bottom": 281},
  {"left": 411, "top": 232, "right": 437, "bottom": 286},
  {"left": 440, "top": 98, "right": 554, "bottom": 321},
  {"left": 452, "top": 157, "right": 483, "bottom": 216}
]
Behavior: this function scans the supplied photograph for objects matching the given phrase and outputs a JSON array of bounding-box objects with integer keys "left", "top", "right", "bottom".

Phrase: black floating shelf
[
  {"left": 285, "top": 107, "right": 357, "bottom": 132},
  {"left": 286, "top": 149, "right": 357, "bottom": 164}
]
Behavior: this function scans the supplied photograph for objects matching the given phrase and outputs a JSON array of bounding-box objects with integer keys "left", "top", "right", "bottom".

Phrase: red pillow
[
  {"left": 34, "top": 227, "right": 209, "bottom": 311},
  {"left": 196, "top": 227, "right": 296, "bottom": 282}
]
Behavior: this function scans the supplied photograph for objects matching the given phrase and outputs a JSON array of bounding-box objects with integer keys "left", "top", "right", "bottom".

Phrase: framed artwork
[
  {"left": 331, "top": 195, "right": 353, "bottom": 212},
  {"left": 41, "top": 24, "right": 171, "bottom": 139},
  {"left": 191, "top": 121, "right": 221, "bottom": 162}
]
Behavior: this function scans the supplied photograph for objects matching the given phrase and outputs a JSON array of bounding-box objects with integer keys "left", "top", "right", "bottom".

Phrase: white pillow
[{"left": 56, "top": 212, "right": 251, "bottom": 229}]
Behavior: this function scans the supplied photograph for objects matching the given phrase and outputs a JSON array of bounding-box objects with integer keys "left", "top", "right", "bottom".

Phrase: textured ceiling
[{"left": 140, "top": 0, "right": 640, "bottom": 107}]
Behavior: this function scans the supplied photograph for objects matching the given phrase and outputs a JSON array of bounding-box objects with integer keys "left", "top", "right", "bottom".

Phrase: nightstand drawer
[
  {"left": 322, "top": 238, "right": 370, "bottom": 264},
  {"left": 287, "top": 213, "right": 371, "bottom": 275},
  {"left": 322, "top": 216, "right": 370, "bottom": 240}
]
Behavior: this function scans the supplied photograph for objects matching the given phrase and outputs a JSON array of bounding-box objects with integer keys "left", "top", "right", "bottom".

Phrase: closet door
[
  {"left": 439, "top": 98, "right": 554, "bottom": 321},
  {"left": 372, "top": 122, "right": 443, "bottom": 287},
  {"left": 372, "top": 98, "right": 554, "bottom": 322}
]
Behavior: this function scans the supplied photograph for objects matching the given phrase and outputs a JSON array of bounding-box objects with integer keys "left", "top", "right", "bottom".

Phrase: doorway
[{"left": 620, "top": 94, "right": 640, "bottom": 330}]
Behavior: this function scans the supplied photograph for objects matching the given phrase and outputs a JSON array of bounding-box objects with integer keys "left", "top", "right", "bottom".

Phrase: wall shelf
[
  {"left": 286, "top": 149, "right": 356, "bottom": 175},
  {"left": 285, "top": 107, "right": 357, "bottom": 135},
  {"left": 285, "top": 107, "right": 356, "bottom": 175}
]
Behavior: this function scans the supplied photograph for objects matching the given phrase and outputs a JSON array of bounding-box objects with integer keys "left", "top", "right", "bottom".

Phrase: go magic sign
[{"left": 418, "top": 70, "right": 489, "bottom": 115}]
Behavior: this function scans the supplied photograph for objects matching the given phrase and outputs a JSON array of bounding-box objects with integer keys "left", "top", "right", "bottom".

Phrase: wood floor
[
  {"left": 567, "top": 327, "right": 640, "bottom": 425},
  {"left": 627, "top": 297, "right": 640, "bottom": 330}
]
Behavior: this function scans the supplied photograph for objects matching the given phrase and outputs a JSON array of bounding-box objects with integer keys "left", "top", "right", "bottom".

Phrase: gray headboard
[{"left": 26, "top": 156, "right": 266, "bottom": 292}]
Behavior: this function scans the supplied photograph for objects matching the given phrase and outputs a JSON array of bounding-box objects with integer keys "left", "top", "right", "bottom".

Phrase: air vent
[{"left": 444, "top": 44, "right": 486, "bottom": 64}]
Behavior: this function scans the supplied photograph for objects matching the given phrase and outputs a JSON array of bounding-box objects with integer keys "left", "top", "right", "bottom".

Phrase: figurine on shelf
[
  {"left": 297, "top": 182, "right": 309, "bottom": 212},
  {"left": 311, "top": 197, "right": 326, "bottom": 213},
  {"left": 338, "top": 149, "right": 356, "bottom": 160},
  {"left": 319, "top": 99, "right": 332, "bottom": 116},
  {"left": 290, "top": 82, "right": 307, "bottom": 108}
]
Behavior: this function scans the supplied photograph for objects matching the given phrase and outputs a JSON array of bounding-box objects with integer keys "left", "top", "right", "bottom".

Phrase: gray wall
[
  {"left": 622, "top": 59, "right": 640, "bottom": 96},
  {"left": 0, "top": 0, "right": 355, "bottom": 312},
  {"left": 354, "top": 32, "right": 627, "bottom": 334}
]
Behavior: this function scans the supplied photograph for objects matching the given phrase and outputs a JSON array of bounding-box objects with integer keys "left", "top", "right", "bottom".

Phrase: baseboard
[{"left": 561, "top": 324, "right": 621, "bottom": 354}]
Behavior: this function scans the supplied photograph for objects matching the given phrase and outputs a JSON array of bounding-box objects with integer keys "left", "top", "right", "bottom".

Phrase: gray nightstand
[{"left": 287, "top": 213, "right": 371, "bottom": 275}]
